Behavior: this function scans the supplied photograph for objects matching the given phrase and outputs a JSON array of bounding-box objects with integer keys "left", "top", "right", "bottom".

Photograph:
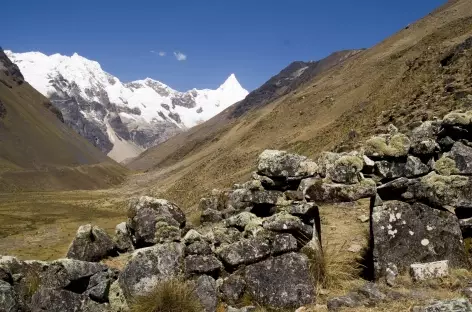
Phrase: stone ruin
[{"left": 3, "top": 110, "right": 472, "bottom": 311}]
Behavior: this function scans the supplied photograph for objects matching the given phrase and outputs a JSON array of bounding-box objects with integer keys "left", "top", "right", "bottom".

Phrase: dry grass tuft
[
  {"left": 305, "top": 239, "right": 363, "bottom": 293},
  {"left": 129, "top": 278, "right": 203, "bottom": 312}
]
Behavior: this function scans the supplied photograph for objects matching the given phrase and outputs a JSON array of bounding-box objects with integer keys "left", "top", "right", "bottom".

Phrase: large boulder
[
  {"left": 371, "top": 201, "right": 468, "bottom": 279},
  {"left": 409, "top": 172, "right": 472, "bottom": 208},
  {"left": 244, "top": 252, "right": 314, "bottom": 308},
  {"left": 303, "top": 178, "right": 376, "bottom": 203},
  {"left": 118, "top": 242, "right": 184, "bottom": 299},
  {"left": 127, "top": 196, "right": 186, "bottom": 246},
  {"left": 66, "top": 224, "right": 117, "bottom": 262},
  {"left": 184, "top": 255, "right": 223, "bottom": 276},
  {"left": 257, "top": 150, "right": 318, "bottom": 179}
]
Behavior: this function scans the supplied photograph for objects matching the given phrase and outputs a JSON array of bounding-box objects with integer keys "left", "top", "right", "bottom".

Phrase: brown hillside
[
  {"left": 126, "top": 0, "right": 472, "bottom": 209},
  {"left": 0, "top": 49, "right": 128, "bottom": 192}
]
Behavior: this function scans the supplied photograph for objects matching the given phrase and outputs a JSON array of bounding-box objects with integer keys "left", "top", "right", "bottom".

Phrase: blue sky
[{"left": 3, "top": 0, "right": 445, "bottom": 91}]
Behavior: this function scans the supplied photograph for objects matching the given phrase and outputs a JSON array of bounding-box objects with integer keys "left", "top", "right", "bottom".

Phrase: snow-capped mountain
[{"left": 5, "top": 50, "right": 248, "bottom": 161}]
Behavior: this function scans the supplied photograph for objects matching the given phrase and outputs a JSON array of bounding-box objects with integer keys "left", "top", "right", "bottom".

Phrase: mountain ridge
[{"left": 6, "top": 50, "right": 248, "bottom": 161}]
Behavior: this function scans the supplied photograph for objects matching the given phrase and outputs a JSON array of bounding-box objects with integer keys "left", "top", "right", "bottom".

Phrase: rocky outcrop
[{"left": 66, "top": 224, "right": 117, "bottom": 262}]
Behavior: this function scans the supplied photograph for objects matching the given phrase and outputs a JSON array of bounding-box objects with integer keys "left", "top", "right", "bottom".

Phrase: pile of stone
[{"left": 3, "top": 110, "right": 472, "bottom": 311}]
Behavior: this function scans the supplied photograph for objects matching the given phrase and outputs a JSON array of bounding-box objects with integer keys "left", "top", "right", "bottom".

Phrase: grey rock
[
  {"left": 185, "top": 241, "right": 212, "bottom": 255},
  {"left": 219, "top": 274, "right": 246, "bottom": 304},
  {"left": 412, "top": 298, "right": 472, "bottom": 312},
  {"left": 0, "top": 280, "right": 18, "bottom": 312},
  {"left": 66, "top": 224, "right": 117, "bottom": 262},
  {"left": 376, "top": 177, "right": 413, "bottom": 200},
  {"left": 372, "top": 201, "right": 468, "bottom": 279},
  {"left": 271, "top": 233, "right": 298, "bottom": 255},
  {"left": 84, "top": 280, "right": 110, "bottom": 303},
  {"left": 217, "top": 237, "right": 271, "bottom": 268},
  {"left": 358, "top": 214, "right": 369, "bottom": 223},
  {"left": 304, "top": 178, "right": 376, "bottom": 203},
  {"left": 327, "top": 154, "right": 364, "bottom": 184},
  {"left": 201, "top": 209, "right": 224, "bottom": 224},
  {"left": 30, "top": 289, "right": 95, "bottom": 312},
  {"left": 244, "top": 252, "right": 314, "bottom": 308},
  {"left": 385, "top": 263, "right": 398, "bottom": 287},
  {"left": 113, "top": 222, "right": 134, "bottom": 253},
  {"left": 108, "top": 280, "right": 129, "bottom": 312},
  {"left": 185, "top": 255, "right": 223, "bottom": 276},
  {"left": 444, "top": 142, "right": 472, "bottom": 175},
  {"left": 262, "top": 213, "right": 313, "bottom": 242},
  {"left": 277, "top": 202, "right": 319, "bottom": 222},
  {"left": 224, "top": 212, "right": 262, "bottom": 230},
  {"left": 194, "top": 275, "right": 218, "bottom": 312},
  {"left": 327, "top": 294, "right": 361, "bottom": 311},
  {"left": 410, "top": 260, "right": 449, "bottom": 281},
  {"left": 375, "top": 156, "right": 429, "bottom": 181},
  {"left": 357, "top": 282, "right": 386, "bottom": 302},
  {"left": 284, "top": 190, "right": 304, "bottom": 201},
  {"left": 204, "top": 227, "right": 242, "bottom": 247},
  {"left": 127, "top": 196, "right": 185, "bottom": 246},
  {"left": 257, "top": 150, "right": 318, "bottom": 178},
  {"left": 182, "top": 229, "right": 204, "bottom": 245},
  {"left": 408, "top": 172, "right": 472, "bottom": 208},
  {"left": 118, "top": 243, "right": 183, "bottom": 299}
]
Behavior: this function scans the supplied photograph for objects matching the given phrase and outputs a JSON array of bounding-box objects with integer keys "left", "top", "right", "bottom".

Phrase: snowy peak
[{"left": 6, "top": 50, "right": 249, "bottom": 162}]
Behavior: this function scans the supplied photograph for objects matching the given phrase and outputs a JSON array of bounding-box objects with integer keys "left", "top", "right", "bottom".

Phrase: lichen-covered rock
[
  {"left": 365, "top": 133, "right": 411, "bottom": 158},
  {"left": 66, "top": 224, "right": 117, "bottom": 262},
  {"left": 257, "top": 150, "right": 318, "bottom": 178},
  {"left": 304, "top": 178, "right": 376, "bottom": 203},
  {"left": 0, "top": 280, "right": 18, "bottom": 312},
  {"left": 410, "top": 121, "right": 441, "bottom": 155},
  {"left": 262, "top": 213, "right": 313, "bottom": 242},
  {"left": 217, "top": 237, "right": 271, "bottom": 268},
  {"left": 441, "top": 142, "right": 472, "bottom": 175},
  {"left": 118, "top": 242, "right": 184, "bottom": 299},
  {"left": 224, "top": 212, "right": 262, "bottom": 230},
  {"left": 182, "top": 229, "right": 204, "bottom": 245},
  {"left": 127, "top": 196, "right": 186, "bottom": 246},
  {"left": 31, "top": 289, "right": 98, "bottom": 312},
  {"left": 412, "top": 298, "right": 472, "bottom": 312},
  {"left": 375, "top": 155, "right": 429, "bottom": 180},
  {"left": 271, "top": 233, "right": 298, "bottom": 255},
  {"left": 327, "top": 283, "right": 388, "bottom": 311},
  {"left": 277, "top": 202, "right": 319, "bottom": 222},
  {"left": 185, "top": 241, "right": 212, "bottom": 255},
  {"left": 409, "top": 172, "right": 472, "bottom": 208},
  {"left": 327, "top": 155, "right": 364, "bottom": 184},
  {"left": 185, "top": 255, "right": 223, "bottom": 276},
  {"left": 442, "top": 111, "right": 472, "bottom": 126},
  {"left": 218, "top": 274, "right": 246, "bottom": 304},
  {"left": 410, "top": 260, "right": 449, "bottom": 281},
  {"left": 154, "top": 222, "right": 181, "bottom": 243},
  {"left": 376, "top": 177, "right": 414, "bottom": 201},
  {"left": 108, "top": 280, "right": 129, "bottom": 312},
  {"left": 317, "top": 152, "right": 341, "bottom": 177},
  {"left": 204, "top": 226, "right": 242, "bottom": 247},
  {"left": 114, "top": 222, "right": 134, "bottom": 253},
  {"left": 244, "top": 252, "right": 314, "bottom": 308},
  {"left": 371, "top": 201, "right": 468, "bottom": 279},
  {"left": 193, "top": 275, "right": 217, "bottom": 312},
  {"left": 434, "top": 156, "right": 459, "bottom": 176}
]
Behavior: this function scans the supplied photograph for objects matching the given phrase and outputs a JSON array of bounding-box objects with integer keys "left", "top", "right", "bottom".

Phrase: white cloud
[
  {"left": 150, "top": 50, "right": 166, "bottom": 57},
  {"left": 174, "top": 51, "right": 187, "bottom": 61}
]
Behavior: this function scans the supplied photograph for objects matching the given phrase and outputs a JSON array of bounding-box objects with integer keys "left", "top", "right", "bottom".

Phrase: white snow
[{"left": 5, "top": 50, "right": 249, "bottom": 129}]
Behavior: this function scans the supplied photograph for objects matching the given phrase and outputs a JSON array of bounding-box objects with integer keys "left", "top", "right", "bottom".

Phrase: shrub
[{"left": 129, "top": 278, "right": 203, "bottom": 312}]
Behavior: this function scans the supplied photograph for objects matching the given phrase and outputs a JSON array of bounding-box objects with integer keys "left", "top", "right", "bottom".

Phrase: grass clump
[
  {"left": 129, "top": 278, "right": 203, "bottom": 312},
  {"left": 304, "top": 239, "right": 362, "bottom": 292}
]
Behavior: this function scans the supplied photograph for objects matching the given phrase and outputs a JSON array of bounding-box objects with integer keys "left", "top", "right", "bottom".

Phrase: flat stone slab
[{"left": 410, "top": 260, "right": 449, "bottom": 281}]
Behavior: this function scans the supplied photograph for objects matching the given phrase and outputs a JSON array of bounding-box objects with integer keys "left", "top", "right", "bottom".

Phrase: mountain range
[{"left": 5, "top": 51, "right": 248, "bottom": 162}]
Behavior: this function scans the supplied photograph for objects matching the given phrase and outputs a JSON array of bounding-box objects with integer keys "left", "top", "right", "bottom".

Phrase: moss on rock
[{"left": 434, "top": 156, "right": 459, "bottom": 176}]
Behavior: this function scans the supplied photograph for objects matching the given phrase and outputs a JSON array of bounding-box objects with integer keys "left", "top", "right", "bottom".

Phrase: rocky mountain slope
[
  {"left": 5, "top": 51, "right": 248, "bottom": 162},
  {"left": 0, "top": 49, "right": 128, "bottom": 192},
  {"left": 125, "top": 0, "right": 472, "bottom": 209}
]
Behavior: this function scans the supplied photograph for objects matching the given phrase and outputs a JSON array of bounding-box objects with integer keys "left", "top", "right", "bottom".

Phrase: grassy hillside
[
  {"left": 126, "top": 0, "right": 472, "bottom": 209},
  {"left": 0, "top": 50, "right": 128, "bottom": 191}
]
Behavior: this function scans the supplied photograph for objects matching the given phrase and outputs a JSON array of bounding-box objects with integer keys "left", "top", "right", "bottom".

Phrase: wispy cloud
[
  {"left": 174, "top": 51, "right": 187, "bottom": 61},
  {"left": 150, "top": 50, "right": 166, "bottom": 57}
]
